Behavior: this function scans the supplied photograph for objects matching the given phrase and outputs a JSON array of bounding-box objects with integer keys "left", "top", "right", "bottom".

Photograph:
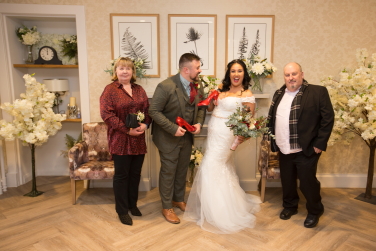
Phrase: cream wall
[{"left": 2, "top": 0, "right": 376, "bottom": 175}]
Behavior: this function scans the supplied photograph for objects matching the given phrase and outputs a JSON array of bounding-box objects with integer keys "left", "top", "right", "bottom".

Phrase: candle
[{"left": 69, "top": 97, "right": 76, "bottom": 107}]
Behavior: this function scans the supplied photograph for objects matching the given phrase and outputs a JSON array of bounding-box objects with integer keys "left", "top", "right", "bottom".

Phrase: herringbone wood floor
[{"left": 0, "top": 176, "right": 375, "bottom": 251}]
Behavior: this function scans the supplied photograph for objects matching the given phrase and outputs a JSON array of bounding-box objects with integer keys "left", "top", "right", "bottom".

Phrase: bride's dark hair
[{"left": 219, "top": 59, "right": 251, "bottom": 93}]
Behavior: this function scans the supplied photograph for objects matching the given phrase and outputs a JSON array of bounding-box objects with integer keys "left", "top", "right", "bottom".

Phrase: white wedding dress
[{"left": 184, "top": 96, "right": 261, "bottom": 234}]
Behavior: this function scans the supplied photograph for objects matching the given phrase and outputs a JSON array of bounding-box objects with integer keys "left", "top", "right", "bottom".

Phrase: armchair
[
  {"left": 258, "top": 134, "right": 280, "bottom": 202},
  {"left": 69, "top": 122, "right": 114, "bottom": 204}
]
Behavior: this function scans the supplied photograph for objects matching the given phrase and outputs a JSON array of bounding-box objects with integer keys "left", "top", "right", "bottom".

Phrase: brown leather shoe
[
  {"left": 172, "top": 201, "right": 186, "bottom": 212},
  {"left": 162, "top": 208, "right": 180, "bottom": 224}
]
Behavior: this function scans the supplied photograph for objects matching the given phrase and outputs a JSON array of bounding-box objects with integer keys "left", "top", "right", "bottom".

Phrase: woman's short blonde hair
[{"left": 111, "top": 57, "right": 137, "bottom": 83}]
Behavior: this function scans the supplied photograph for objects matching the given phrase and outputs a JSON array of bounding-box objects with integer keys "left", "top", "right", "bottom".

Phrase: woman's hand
[{"left": 128, "top": 123, "right": 147, "bottom": 136}]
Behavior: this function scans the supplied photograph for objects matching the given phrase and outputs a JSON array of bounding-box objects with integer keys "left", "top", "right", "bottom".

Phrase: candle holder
[{"left": 68, "top": 105, "right": 77, "bottom": 119}]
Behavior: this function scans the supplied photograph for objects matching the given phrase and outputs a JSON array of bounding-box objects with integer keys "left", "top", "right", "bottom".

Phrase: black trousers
[
  {"left": 112, "top": 154, "right": 145, "bottom": 215},
  {"left": 279, "top": 151, "right": 324, "bottom": 215}
]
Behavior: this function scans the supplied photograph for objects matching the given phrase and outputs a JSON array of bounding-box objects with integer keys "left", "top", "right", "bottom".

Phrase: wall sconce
[{"left": 43, "top": 79, "right": 69, "bottom": 114}]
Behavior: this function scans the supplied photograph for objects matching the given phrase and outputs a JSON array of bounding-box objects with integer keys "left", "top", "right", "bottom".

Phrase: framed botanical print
[
  {"left": 169, "top": 14, "right": 217, "bottom": 76},
  {"left": 110, "top": 14, "right": 160, "bottom": 77},
  {"left": 226, "top": 15, "right": 275, "bottom": 64}
]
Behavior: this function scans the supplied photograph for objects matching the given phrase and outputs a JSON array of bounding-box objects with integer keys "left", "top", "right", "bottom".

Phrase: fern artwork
[
  {"left": 238, "top": 27, "right": 248, "bottom": 59},
  {"left": 238, "top": 28, "right": 261, "bottom": 60},
  {"left": 121, "top": 27, "right": 150, "bottom": 70},
  {"left": 184, "top": 27, "right": 204, "bottom": 66}
]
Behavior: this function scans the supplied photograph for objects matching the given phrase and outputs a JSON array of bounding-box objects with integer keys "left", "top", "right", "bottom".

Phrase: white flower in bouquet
[
  {"left": 136, "top": 111, "right": 145, "bottom": 122},
  {"left": 198, "top": 75, "right": 218, "bottom": 97},
  {"left": 321, "top": 48, "right": 376, "bottom": 199},
  {"left": 225, "top": 104, "right": 273, "bottom": 150},
  {"left": 190, "top": 147, "right": 204, "bottom": 167},
  {"left": 16, "top": 25, "right": 41, "bottom": 45}
]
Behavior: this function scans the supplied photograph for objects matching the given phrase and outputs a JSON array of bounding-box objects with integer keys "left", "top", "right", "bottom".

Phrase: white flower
[{"left": 251, "top": 63, "right": 265, "bottom": 75}]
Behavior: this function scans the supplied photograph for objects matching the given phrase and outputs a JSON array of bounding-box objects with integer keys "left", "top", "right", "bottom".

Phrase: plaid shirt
[{"left": 100, "top": 81, "right": 152, "bottom": 155}]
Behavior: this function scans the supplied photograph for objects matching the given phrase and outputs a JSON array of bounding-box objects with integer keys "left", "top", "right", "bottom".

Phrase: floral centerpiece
[
  {"left": 60, "top": 35, "right": 78, "bottom": 64},
  {"left": 199, "top": 75, "right": 218, "bottom": 97},
  {"left": 244, "top": 54, "right": 277, "bottom": 92},
  {"left": 16, "top": 25, "right": 41, "bottom": 45},
  {"left": 188, "top": 146, "right": 204, "bottom": 184},
  {"left": 104, "top": 56, "right": 147, "bottom": 79},
  {"left": 15, "top": 25, "right": 41, "bottom": 63},
  {"left": 321, "top": 48, "right": 376, "bottom": 201},
  {"left": 225, "top": 105, "right": 272, "bottom": 150},
  {"left": 0, "top": 74, "right": 66, "bottom": 197}
]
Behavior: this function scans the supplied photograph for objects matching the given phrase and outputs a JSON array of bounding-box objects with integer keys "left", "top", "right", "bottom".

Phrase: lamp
[{"left": 43, "top": 79, "right": 69, "bottom": 114}]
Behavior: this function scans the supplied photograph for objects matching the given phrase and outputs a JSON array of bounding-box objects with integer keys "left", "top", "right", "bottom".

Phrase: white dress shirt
[{"left": 275, "top": 88, "right": 302, "bottom": 155}]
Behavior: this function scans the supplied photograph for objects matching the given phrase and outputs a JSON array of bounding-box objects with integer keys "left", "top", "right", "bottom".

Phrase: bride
[{"left": 184, "top": 59, "right": 262, "bottom": 234}]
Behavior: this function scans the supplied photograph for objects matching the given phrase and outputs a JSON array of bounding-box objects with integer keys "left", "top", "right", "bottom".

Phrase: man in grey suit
[{"left": 149, "top": 53, "right": 206, "bottom": 224}]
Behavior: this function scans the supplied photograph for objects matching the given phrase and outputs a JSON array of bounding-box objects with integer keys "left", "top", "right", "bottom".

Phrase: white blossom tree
[
  {"left": 0, "top": 74, "right": 66, "bottom": 197},
  {"left": 321, "top": 48, "right": 376, "bottom": 201}
]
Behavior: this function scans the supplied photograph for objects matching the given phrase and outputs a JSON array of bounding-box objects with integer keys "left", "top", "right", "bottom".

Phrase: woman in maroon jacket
[{"left": 100, "top": 57, "right": 151, "bottom": 226}]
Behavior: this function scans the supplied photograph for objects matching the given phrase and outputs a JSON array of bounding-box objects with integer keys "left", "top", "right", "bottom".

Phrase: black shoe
[
  {"left": 304, "top": 211, "right": 323, "bottom": 228},
  {"left": 129, "top": 207, "right": 142, "bottom": 216},
  {"left": 279, "top": 208, "right": 298, "bottom": 220},
  {"left": 119, "top": 214, "right": 133, "bottom": 225}
]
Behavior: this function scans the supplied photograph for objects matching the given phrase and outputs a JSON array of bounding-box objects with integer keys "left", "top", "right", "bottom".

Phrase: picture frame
[
  {"left": 226, "top": 15, "right": 275, "bottom": 65},
  {"left": 169, "top": 14, "right": 217, "bottom": 77},
  {"left": 110, "top": 14, "right": 160, "bottom": 78}
]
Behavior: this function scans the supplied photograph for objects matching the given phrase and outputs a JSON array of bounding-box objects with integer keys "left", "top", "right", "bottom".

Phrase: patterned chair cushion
[
  {"left": 69, "top": 122, "right": 114, "bottom": 180},
  {"left": 258, "top": 134, "right": 280, "bottom": 179}
]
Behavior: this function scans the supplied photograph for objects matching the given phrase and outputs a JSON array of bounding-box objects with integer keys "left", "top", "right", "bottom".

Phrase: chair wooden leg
[
  {"left": 71, "top": 179, "right": 76, "bottom": 205},
  {"left": 87, "top": 180, "right": 90, "bottom": 189},
  {"left": 260, "top": 177, "right": 266, "bottom": 203}
]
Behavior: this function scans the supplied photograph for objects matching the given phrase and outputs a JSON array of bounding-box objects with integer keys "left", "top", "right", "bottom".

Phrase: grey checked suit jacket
[{"left": 149, "top": 74, "right": 206, "bottom": 153}]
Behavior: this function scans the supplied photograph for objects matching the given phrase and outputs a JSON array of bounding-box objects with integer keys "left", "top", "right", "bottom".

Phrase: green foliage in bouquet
[{"left": 60, "top": 35, "right": 77, "bottom": 60}]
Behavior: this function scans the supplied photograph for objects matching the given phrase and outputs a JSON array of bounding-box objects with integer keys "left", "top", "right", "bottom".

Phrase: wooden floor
[{"left": 0, "top": 176, "right": 375, "bottom": 251}]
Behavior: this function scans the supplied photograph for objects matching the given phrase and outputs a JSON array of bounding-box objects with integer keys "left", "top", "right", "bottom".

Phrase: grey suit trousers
[{"left": 159, "top": 134, "right": 192, "bottom": 209}]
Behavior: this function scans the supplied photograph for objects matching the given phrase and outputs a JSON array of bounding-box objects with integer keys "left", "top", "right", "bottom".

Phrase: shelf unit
[
  {"left": 13, "top": 64, "right": 78, "bottom": 68},
  {"left": 63, "top": 119, "right": 82, "bottom": 122}
]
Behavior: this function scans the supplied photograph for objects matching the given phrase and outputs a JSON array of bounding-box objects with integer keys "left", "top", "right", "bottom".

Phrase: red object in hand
[
  {"left": 197, "top": 90, "right": 219, "bottom": 107},
  {"left": 176, "top": 116, "right": 196, "bottom": 132}
]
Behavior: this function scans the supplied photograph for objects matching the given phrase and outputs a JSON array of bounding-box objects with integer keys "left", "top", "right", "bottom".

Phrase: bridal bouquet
[
  {"left": 244, "top": 54, "right": 277, "bottom": 92},
  {"left": 225, "top": 105, "right": 272, "bottom": 150},
  {"left": 16, "top": 25, "right": 41, "bottom": 45},
  {"left": 104, "top": 56, "right": 146, "bottom": 79},
  {"left": 199, "top": 75, "right": 218, "bottom": 97}
]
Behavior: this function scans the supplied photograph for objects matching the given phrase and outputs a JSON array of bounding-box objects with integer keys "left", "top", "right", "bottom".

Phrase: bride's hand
[{"left": 237, "top": 136, "right": 250, "bottom": 144}]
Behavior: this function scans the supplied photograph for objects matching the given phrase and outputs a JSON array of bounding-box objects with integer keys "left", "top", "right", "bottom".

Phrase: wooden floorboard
[{"left": 0, "top": 176, "right": 375, "bottom": 251}]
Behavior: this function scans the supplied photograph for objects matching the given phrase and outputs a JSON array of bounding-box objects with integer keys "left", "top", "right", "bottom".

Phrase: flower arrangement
[
  {"left": 0, "top": 74, "right": 66, "bottom": 197},
  {"left": 60, "top": 35, "right": 77, "bottom": 61},
  {"left": 104, "top": 56, "right": 147, "bottom": 79},
  {"left": 199, "top": 75, "right": 218, "bottom": 97},
  {"left": 15, "top": 25, "right": 41, "bottom": 45},
  {"left": 321, "top": 48, "right": 376, "bottom": 200},
  {"left": 243, "top": 54, "right": 277, "bottom": 92},
  {"left": 225, "top": 104, "right": 272, "bottom": 150},
  {"left": 136, "top": 111, "right": 145, "bottom": 122},
  {"left": 33, "top": 34, "right": 78, "bottom": 65},
  {"left": 188, "top": 146, "right": 204, "bottom": 184}
]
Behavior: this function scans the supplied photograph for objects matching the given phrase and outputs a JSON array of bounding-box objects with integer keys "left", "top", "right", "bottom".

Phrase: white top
[{"left": 275, "top": 88, "right": 302, "bottom": 154}]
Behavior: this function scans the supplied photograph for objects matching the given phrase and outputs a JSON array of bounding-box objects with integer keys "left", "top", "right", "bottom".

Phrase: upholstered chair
[
  {"left": 258, "top": 134, "right": 280, "bottom": 202},
  {"left": 69, "top": 122, "right": 114, "bottom": 204}
]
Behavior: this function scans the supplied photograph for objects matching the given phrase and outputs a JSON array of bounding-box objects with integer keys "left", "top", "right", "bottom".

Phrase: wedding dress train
[{"left": 184, "top": 96, "right": 261, "bottom": 234}]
